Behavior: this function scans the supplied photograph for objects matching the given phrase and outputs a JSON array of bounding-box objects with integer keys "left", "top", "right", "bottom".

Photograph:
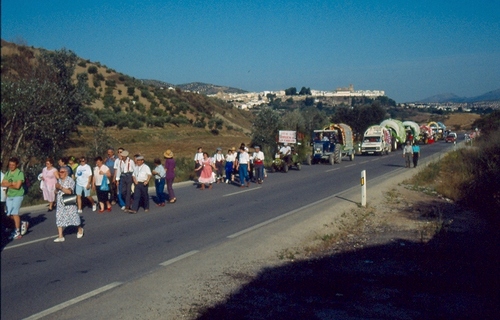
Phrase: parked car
[{"left": 445, "top": 132, "right": 457, "bottom": 143}]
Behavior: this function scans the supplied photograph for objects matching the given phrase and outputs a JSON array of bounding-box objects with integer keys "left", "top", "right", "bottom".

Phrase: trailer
[
  {"left": 380, "top": 119, "right": 406, "bottom": 151},
  {"left": 307, "top": 123, "right": 355, "bottom": 165},
  {"left": 403, "top": 121, "right": 421, "bottom": 144}
]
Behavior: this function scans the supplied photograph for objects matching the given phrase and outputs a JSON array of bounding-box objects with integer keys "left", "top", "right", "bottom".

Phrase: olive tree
[{"left": 1, "top": 48, "right": 92, "bottom": 172}]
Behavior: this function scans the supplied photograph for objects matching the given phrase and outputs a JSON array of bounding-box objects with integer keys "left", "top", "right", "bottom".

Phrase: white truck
[{"left": 361, "top": 125, "right": 392, "bottom": 155}]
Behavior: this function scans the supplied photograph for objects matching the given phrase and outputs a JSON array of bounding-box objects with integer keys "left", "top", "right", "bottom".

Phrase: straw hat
[
  {"left": 164, "top": 150, "right": 174, "bottom": 158},
  {"left": 231, "top": 147, "right": 236, "bottom": 151}
]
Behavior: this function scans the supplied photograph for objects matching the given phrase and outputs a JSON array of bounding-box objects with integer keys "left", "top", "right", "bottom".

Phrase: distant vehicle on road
[{"left": 445, "top": 132, "right": 457, "bottom": 143}]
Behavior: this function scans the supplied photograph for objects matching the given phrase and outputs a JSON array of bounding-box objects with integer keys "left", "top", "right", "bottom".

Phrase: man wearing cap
[
  {"left": 213, "top": 148, "right": 225, "bottom": 184},
  {"left": 115, "top": 150, "right": 135, "bottom": 211},
  {"left": 129, "top": 155, "right": 151, "bottom": 213},
  {"left": 251, "top": 146, "right": 265, "bottom": 184},
  {"left": 236, "top": 146, "right": 251, "bottom": 187}
]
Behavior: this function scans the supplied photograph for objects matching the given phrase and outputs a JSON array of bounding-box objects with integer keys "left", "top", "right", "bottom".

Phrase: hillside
[{"left": 1, "top": 40, "right": 254, "bottom": 159}]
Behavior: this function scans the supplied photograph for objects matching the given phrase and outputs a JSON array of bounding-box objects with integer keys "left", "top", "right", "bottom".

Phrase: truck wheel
[
  {"left": 350, "top": 153, "right": 354, "bottom": 161},
  {"left": 328, "top": 154, "right": 334, "bottom": 165},
  {"left": 306, "top": 154, "right": 312, "bottom": 165},
  {"left": 283, "top": 163, "right": 289, "bottom": 173},
  {"left": 334, "top": 144, "right": 342, "bottom": 163}
]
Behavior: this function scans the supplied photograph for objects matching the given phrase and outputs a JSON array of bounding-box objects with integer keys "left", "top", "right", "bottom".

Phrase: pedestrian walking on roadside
[
  {"left": 213, "top": 148, "right": 225, "bottom": 183},
  {"left": 402, "top": 141, "right": 413, "bottom": 168},
  {"left": 41, "top": 158, "right": 59, "bottom": 212},
  {"left": 92, "top": 156, "right": 112, "bottom": 213},
  {"left": 252, "top": 146, "right": 265, "bottom": 184},
  {"left": 116, "top": 150, "right": 135, "bottom": 211},
  {"left": 224, "top": 148, "right": 235, "bottom": 183},
  {"left": 1, "top": 157, "right": 29, "bottom": 239},
  {"left": 164, "top": 150, "right": 176, "bottom": 203},
  {"left": 75, "top": 156, "right": 96, "bottom": 213},
  {"left": 129, "top": 156, "right": 151, "bottom": 213},
  {"left": 152, "top": 158, "right": 166, "bottom": 206},
  {"left": 194, "top": 147, "right": 203, "bottom": 184},
  {"left": 53, "top": 166, "right": 84, "bottom": 242},
  {"left": 237, "top": 146, "right": 251, "bottom": 188},
  {"left": 105, "top": 148, "right": 118, "bottom": 204},
  {"left": 195, "top": 152, "right": 216, "bottom": 190},
  {"left": 412, "top": 143, "right": 421, "bottom": 168}
]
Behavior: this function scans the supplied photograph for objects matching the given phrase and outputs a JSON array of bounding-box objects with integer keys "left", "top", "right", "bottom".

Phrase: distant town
[{"left": 204, "top": 84, "right": 499, "bottom": 112}]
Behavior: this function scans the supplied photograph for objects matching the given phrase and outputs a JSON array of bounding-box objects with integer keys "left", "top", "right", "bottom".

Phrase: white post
[{"left": 361, "top": 170, "right": 366, "bottom": 207}]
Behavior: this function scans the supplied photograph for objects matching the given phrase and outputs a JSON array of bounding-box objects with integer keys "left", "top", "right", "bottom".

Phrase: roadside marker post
[{"left": 361, "top": 170, "right": 366, "bottom": 207}]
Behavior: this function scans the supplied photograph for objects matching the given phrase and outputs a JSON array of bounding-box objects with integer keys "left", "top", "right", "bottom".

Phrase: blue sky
[{"left": 2, "top": 0, "right": 499, "bottom": 102}]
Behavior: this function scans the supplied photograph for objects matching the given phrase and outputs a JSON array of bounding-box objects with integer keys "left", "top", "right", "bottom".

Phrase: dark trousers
[
  {"left": 132, "top": 183, "right": 149, "bottom": 211},
  {"left": 413, "top": 154, "right": 419, "bottom": 167},
  {"left": 154, "top": 178, "right": 165, "bottom": 204},
  {"left": 120, "top": 174, "right": 133, "bottom": 209},
  {"left": 166, "top": 177, "right": 175, "bottom": 200},
  {"left": 254, "top": 163, "right": 264, "bottom": 181}
]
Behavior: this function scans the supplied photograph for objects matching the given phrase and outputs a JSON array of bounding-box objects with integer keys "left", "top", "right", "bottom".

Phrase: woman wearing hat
[{"left": 164, "top": 150, "right": 176, "bottom": 203}]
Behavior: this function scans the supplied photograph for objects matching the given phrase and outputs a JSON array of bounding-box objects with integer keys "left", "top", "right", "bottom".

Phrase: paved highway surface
[{"left": 1, "top": 139, "right": 459, "bottom": 320}]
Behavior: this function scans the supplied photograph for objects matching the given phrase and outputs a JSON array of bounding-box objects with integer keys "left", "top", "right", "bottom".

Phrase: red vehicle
[{"left": 445, "top": 132, "right": 457, "bottom": 143}]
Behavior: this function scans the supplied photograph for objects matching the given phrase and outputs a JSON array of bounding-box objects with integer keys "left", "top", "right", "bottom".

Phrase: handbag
[
  {"left": 100, "top": 175, "right": 109, "bottom": 191},
  {"left": 62, "top": 193, "right": 77, "bottom": 206}
]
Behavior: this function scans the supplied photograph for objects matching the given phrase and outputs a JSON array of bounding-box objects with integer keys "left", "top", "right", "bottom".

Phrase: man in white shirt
[
  {"left": 213, "top": 147, "right": 225, "bottom": 183},
  {"left": 251, "top": 146, "right": 265, "bottom": 184},
  {"left": 75, "top": 156, "right": 96, "bottom": 213},
  {"left": 402, "top": 141, "right": 413, "bottom": 168},
  {"left": 194, "top": 147, "right": 203, "bottom": 181},
  {"left": 279, "top": 143, "right": 292, "bottom": 165},
  {"left": 236, "top": 146, "right": 251, "bottom": 187},
  {"left": 115, "top": 150, "right": 135, "bottom": 211},
  {"left": 113, "top": 148, "right": 126, "bottom": 209},
  {"left": 129, "top": 156, "right": 151, "bottom": 214}
]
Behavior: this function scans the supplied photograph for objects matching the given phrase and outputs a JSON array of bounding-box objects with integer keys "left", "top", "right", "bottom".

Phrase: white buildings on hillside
[{"left": 209, "top": 85, "right": 385, "bottom": 109}]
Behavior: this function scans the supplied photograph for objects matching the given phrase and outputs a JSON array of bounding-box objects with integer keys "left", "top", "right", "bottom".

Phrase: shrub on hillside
[{"left": 87, "top": 65, "right": 98, "bottom": 74}]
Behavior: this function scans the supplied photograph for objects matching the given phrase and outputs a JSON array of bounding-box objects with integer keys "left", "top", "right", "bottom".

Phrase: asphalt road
[{"left": 1, "top": 139, "right": 458, "bottom": 320}]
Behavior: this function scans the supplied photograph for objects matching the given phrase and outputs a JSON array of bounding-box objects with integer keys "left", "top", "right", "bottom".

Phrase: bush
[
  {"left": 87, "top": 65, "right": 98, "bottom": 74},
  {"left": 77, "top": 61, "right": 87, "bottom": 67}
]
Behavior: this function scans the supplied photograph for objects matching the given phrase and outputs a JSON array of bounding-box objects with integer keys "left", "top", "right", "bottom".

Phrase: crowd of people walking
[
  {"left": 1, "top": 146, "right": 180, "bottom": 241},
  {"left": 1, "top": 143, "right": 271, "bottom": 242}
]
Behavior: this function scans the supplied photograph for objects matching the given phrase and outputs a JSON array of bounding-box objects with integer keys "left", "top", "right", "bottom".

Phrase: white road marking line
[
  {"left": 227, "top": 184, "right": 360, "bottom": 239},
  {"left": 223, "top": 187, "right": 261, "bottom": 197},
  {"left": 159, "top": 250, "right": 199, "bottom": 266},
  {"left": 23, "top": 282, "right": 123, "bottom": 320},
  {"left": 360, "top": 160, "right": 370, "bottom": 164},
  {"left": 345, "top": 164, "right": 356, "bottom": 168},
  {"left": 4, "top": 235, "right": 59, "bottom": 250},
  {"left": 371, "top": 158, "right": 381, "bottom": 161},
  {"left": 325, "top": 167, "right": 340, "bottom": 172}
]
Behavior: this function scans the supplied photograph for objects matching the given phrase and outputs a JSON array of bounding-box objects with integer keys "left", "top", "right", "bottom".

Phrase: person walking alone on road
[
  {"left": 53, "top": 166, "right": 84, "bottom": 242},
  {"left": 402, "top": 141, "right": 413, "bottom": 168},
  {"left": 412, "top": 143, "right": 421, "bottom": 168}
]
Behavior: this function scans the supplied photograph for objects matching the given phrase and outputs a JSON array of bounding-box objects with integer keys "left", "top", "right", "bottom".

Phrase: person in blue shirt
[{"left": 412, "top": 143, "right": 421, "bottom": 168}]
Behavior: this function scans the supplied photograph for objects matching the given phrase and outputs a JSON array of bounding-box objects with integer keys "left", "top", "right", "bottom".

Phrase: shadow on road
[{"left": 196, "top": 208, "right": 499, "bottom": 319}]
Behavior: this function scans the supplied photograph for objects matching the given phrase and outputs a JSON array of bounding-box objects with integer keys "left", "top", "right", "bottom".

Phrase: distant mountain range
[{"left": 416, "top": 88, "right": 500, "bottom": 103}]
